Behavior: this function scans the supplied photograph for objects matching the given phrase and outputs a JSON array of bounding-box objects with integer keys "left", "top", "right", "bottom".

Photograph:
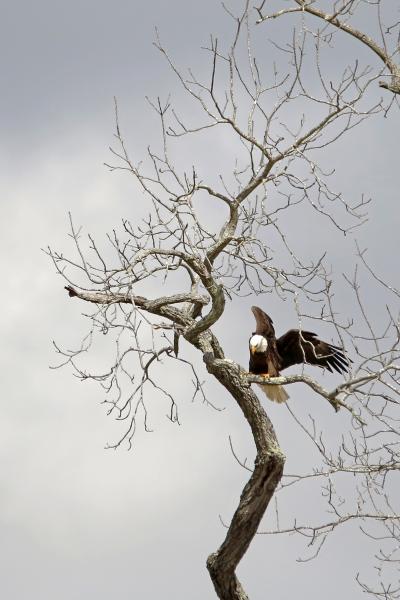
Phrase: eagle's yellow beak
[{"left": 250, "top": 345, "right": 257, "bottom": 355}]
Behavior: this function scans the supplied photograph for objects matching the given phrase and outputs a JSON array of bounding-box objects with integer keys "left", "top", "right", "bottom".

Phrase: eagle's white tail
[{"left": 257, "top": 383, "right": 289, "bottom": 404}]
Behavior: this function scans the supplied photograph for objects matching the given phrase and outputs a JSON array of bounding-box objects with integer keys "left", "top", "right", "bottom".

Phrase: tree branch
[
  {"left": 64, "top": 285, "right": 198, "bottom": 326},
  {"left": 256, "top": 0, "right": 400, "bottom": 94}
]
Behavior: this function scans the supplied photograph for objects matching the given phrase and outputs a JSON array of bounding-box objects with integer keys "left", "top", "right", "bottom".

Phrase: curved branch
[
  {"left": 247, "top": 364, "right": 400, "bottom": 402},
  {"left": 65, "top": 285, "right": 209, "bottom": 309},
  {"left": 247, "top": 372, "right": 355, "bottom": 418},
  {"left": 64, "top": 285, "right": 195, "bottom": 326},
  {"left": 256, "top": 0, "right": 400, "bottom": 94},
  {"left": 202, "top": 351, "right": 285, "bottom": 600}
]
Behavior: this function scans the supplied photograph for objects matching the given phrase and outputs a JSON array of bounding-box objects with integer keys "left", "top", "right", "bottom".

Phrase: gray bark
[{"left": 202, "top": 350, "right": 285, "bottom": 600}]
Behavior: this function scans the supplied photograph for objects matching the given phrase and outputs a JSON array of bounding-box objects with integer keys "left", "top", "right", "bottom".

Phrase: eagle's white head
[{"left": 249, "top": 334, "right": 268, "bottom": 354}]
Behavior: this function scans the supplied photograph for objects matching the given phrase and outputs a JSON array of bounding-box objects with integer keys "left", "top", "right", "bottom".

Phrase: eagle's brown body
[{"left": 249, "top": 306, "right": 350, "bottom": 403}]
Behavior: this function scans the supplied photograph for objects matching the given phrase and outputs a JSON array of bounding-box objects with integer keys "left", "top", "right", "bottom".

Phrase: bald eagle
[{"left": 249, "top": 306, "right": 350, "bottom": 404}]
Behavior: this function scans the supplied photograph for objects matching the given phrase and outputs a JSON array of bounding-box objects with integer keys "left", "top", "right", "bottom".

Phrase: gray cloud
[{"left": 1, "top": 1, "right": 398, "bottom": 599}]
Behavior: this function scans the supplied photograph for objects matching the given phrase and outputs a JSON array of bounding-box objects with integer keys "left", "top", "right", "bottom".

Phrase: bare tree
[{"left": 48, "top": 2, "right": 400, "bottom": 599}]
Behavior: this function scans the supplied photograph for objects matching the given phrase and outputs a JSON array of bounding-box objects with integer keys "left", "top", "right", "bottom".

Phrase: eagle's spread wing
[
  {"left": 277, "top": 329, "right": 349, "bottom": 374},
  {"left": 251, "top": 306, "right": 275, "bottom": 338}
]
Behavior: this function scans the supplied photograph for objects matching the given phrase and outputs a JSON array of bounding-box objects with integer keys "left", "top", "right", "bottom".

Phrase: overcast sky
[{"left": 1, "top": 2, "right": 399, "bottom": 599}]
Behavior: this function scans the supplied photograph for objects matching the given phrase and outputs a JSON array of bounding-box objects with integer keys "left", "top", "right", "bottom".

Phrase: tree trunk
[{"left": 203, "top": 352, "right": 285, "bottom": 600}]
